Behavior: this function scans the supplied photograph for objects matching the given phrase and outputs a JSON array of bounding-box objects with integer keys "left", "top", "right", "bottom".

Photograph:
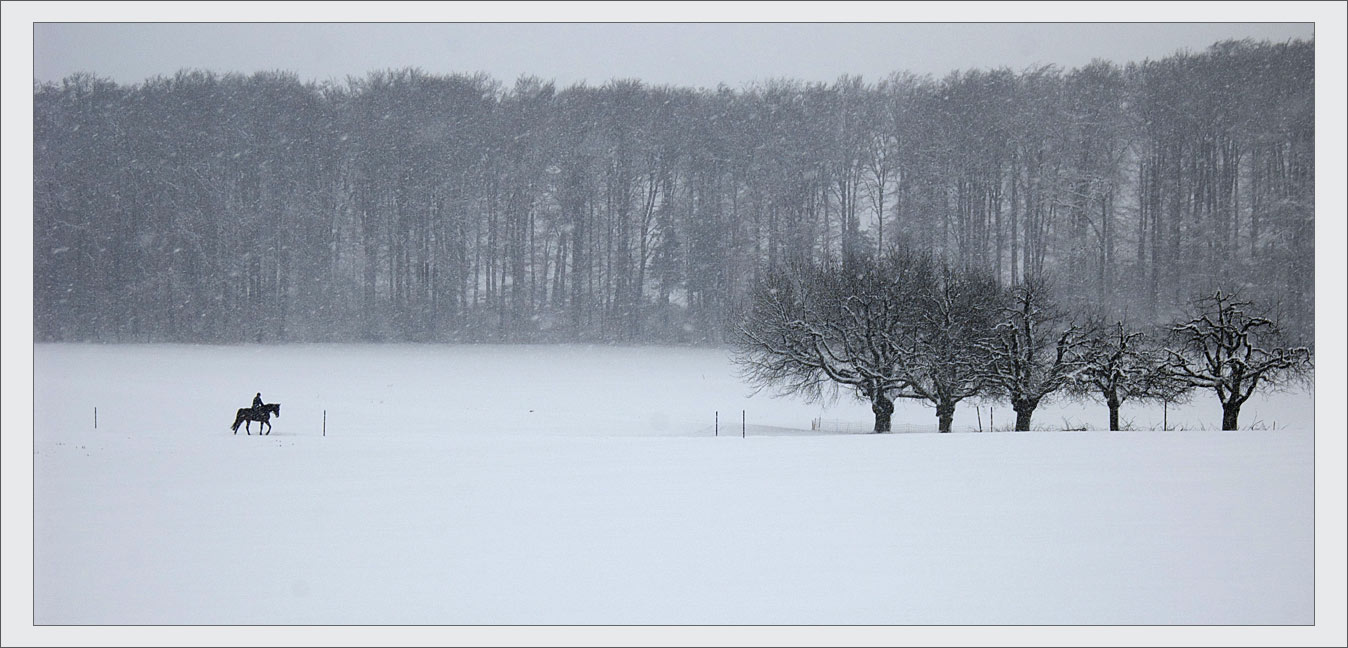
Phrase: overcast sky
[{"left": 31, "top": 21, "right": 1315, "bottom": 89}]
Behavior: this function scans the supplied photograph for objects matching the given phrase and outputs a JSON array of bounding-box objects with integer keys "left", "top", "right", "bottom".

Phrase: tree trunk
[
  {"left": 1107, "top": 395, "right": 1121, "bottom": 431},
  {"left": 1221, "top": 401, "right": 1241, "bottom": 431},
  {"left": 936, "top": 401, "right": 956, "bottom": 433},
  {"left": 872, "top": 392, "right": 894, "bottom": 433},
  {"left": 1012, "top": 398, "right": 1037, "bottom": 431}
]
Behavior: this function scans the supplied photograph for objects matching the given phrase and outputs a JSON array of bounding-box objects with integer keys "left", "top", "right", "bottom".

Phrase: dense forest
[{"left": 33, "top": 38, "right": 1314, "bottom": 344}]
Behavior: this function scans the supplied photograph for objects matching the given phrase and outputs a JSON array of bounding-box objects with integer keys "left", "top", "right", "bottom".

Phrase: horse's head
[{"left": 271, "top": 403, "right": 281, "bottom": 418}]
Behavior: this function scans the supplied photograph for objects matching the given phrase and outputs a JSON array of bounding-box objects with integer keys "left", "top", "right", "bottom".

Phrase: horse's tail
[{"left": 231, "top": 409, "right": 243, "bottom": 432}]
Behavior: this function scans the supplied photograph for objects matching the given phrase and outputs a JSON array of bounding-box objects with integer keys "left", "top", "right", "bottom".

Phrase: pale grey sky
[{"left": 33, "top": 22, "right": 1314, "bottom": 89}]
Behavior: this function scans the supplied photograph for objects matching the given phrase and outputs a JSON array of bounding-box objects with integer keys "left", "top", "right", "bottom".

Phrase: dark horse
[{"left": 232, "top": 403, "right": 281, "bottom": 435}]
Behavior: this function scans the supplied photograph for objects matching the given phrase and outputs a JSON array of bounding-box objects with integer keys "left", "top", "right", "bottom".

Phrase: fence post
[
  {"left": 94, "top": 407, "right": 97, "bottom": 430},
  {"left": 742, "top": 410, "right": 745, "bottom": 438},
  {"left": 323, "top": 410, "right": 326, "bottom": 437},
  {"left": 715, "top": 411, "right": 718, "bottom": 437}
]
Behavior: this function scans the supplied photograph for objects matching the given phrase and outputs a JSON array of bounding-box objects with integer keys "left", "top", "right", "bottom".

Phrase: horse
[{"left": 232, "top": 403, "right": 281, "bottom": 435}]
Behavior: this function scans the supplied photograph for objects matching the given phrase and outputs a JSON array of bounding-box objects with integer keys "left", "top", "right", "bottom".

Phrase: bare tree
[
  {"left": 733, "top": 251, "right": 933, "bottom": 432},
  {"left": 1072, "top": 320, "right": 1170, "bottom": 430},
  {"left": 1163, "top": 290, "right": 1312, "bottom": 430},
  {"left": 895, "top": 263, "right": 1003, "bottom": 433},
  {"left": 982, "top": 279, "right": 1089, "bottom": 431}
]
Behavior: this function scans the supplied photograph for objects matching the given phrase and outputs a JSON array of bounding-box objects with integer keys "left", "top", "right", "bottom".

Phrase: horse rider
[{"left": 253, "top": 392, "right": 264, "bottom": 412}]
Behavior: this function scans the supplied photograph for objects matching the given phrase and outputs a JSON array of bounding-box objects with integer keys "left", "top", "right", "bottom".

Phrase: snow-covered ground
[{"left": 27, "top": 343, "right": 1321, "bottom": 627}]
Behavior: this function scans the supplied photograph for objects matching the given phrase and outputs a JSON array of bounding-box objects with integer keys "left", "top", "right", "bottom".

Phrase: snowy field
[{"left": 29, "top": 343, "right": 1320, "bottom": 627}]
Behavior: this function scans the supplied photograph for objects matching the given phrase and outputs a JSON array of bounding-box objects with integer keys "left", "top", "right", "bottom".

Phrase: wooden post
[
  {"left": 715, "top": 411, "right": 718, "bottom": 437},
  {"left": 742, "top": 410, "right": 745, "bottom": 438},
  {"left": 976, "top": 406, "right": 983, "bottom": 433},
  {"left": 94, "top": 407, "right": 97, "bottom": 429},
  {"left": 323, "top": 410, "right": 326, "bottom": 437}
]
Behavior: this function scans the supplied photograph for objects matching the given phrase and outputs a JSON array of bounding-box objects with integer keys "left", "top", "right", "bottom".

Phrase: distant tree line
[{"left": 33, "top": 39, "right": 1313, "bottom": 344}]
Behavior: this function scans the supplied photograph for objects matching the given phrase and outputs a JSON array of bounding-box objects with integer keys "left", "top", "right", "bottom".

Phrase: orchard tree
[
  {"left": 1163, "top": 291, "right": 1312, "bottom": 430},
  {"left": 895, "top": 262, "right": 1003, "bottom": 433},
  {"left": 733, "top": 250, "right": 933, "bottom": 433},
  {"left": 981, "top": 280, "right": 1090, "bottom": 431},
  {"left": 1072, "top": 320, "right": 1170, "bottom": 431}
]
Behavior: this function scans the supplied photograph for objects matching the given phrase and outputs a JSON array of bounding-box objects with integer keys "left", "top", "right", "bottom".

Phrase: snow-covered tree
[
  {"left": 1072, "top": 320, "right": 1170, "bottom": 431},
  {"left": 981, "top": 280, "right": 1089, "bottom": 431},
  {"left": 733, "top": 250, "right": 933, "bottom": 432},
  {"left": 894, "top": 262, "right": 1002, "bottom": 433},
  {"left": 1163, "top": 290, "right": 1312, "bottom": 430}
]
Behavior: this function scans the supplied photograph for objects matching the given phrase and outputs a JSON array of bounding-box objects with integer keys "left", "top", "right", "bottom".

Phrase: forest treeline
[{"left": 33, "top": 38, "right": 1313, "bottom": 344}]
